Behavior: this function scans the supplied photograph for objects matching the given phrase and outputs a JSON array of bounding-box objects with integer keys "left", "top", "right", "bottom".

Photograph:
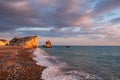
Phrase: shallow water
[
  {"left": 33, "top": 48, "right": 102, "bottom": 80},
  {"left": 39, "top": 46, "right": 120, "bottom": 80}
]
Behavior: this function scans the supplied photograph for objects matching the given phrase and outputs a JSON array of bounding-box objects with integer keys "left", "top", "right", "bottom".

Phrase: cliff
[
  {"left": 0, "top": 39, "right": 9, "bottom": 46},
  {"left": 45, "top": 40, "right": 52, "bottom": 48},
  {"left": 9, "top": 36, "right": 39, "bottom": 48}
]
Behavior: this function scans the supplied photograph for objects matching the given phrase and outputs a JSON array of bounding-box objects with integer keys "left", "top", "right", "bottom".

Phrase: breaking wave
[{"left": 33, "top": 48, "right": 103, "bottom": 80}]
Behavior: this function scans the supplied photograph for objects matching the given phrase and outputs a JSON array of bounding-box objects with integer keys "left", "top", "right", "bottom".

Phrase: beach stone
[{"left": 9, "top": 36, "right": 39, "bottom": 48}]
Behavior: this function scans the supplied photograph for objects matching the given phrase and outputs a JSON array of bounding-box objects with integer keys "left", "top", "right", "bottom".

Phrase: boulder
[
  {"left": 45, "top": 40, "right": 52, "bottom": 48},
  {"left": 0, "top": 39, "right": 9, "bottom": 46},
  {"left": 9, "top": 36, "right": 39, "bottom": 48}
]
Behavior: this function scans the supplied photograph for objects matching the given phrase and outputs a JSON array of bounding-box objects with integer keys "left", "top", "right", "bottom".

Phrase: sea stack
[
  {"left": 0, "top": 39, "right": 9, "bottom": 46},
  {"left": 9, "top": 36, "right": 39, "bottom": 48},
  {"left": 45, "top": 40, "right": 52, "bottom": 48}
]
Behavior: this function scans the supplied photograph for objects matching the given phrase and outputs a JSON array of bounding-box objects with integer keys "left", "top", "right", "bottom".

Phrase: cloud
[
  {"left": 92, "top": 0, "right": 120, "bottom": 16},
  {"left": 71, "top": 16, "right": 93, "bottom": 30},
  {"left": 0, "top": 0, "right": 120, "bottom": 44},
  {"left": 0, "top": 1, "right": 36, "bottom": 18},
  {"left": 93, "top": 26, "right": 120, "bottom": 41},
  {"left": 110, "top": 17, "right": 120, "bottom": 24},
  {"left": 0, "top": 0, "right": 91, "bottom": 31}
]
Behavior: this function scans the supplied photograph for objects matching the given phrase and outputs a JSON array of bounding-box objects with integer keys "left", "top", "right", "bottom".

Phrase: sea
[{"left": 33, "top": 46, "right": 120, "bottom": 80}]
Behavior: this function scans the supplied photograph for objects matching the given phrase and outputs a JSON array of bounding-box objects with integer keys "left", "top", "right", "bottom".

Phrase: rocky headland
[{"left": 9, "top": 36, "right": 39, "bottom": 49}]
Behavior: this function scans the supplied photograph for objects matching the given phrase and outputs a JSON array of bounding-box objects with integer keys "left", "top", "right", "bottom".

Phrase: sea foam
[{"left": 33, "top": 48, "right": 103, "bottom": 80}]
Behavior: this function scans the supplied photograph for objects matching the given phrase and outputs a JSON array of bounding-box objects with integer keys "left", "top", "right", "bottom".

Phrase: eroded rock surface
[
  {"left": 45, "top": 40, "right": 52, "bottom": 48},
  {"left": 9, "top": 36, "right": 39, "bottom": 48},
  {"left": 0, "top": 39, "right": 9, "bottom": 46}
]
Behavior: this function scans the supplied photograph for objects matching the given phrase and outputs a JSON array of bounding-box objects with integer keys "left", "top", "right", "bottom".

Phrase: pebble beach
[{"left": 0, "top": 46, "right": 45, "bottom": 80}]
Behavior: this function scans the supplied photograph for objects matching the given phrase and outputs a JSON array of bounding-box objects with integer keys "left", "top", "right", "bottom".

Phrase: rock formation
[
  {"left": 45, "top": 40, "right": 52, "bottom": 48},
  {"left": 65, "top": 46, "right": 70, "bottom": 48},
  {"left": 0, "top": 39, "right": 9, "bottom": 46},
  {"left": 9, "top": 36, "right": 39, "bottom": 48}
]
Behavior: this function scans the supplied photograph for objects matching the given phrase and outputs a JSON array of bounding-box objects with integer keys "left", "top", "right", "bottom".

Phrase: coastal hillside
[
  {"left": 0, "top": 39, "right": 9, "bottom": 46},
  {"left": 9, "top": 36, "right": 39, "bottom": 48}
]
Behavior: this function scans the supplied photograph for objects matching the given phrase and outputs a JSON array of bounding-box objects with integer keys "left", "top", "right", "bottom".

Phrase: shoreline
[
  {"left": 0, "top": 46, "right": 107, "bottom": 80},
  {"left": 33, "top": 47, "right": 104, "bottom": 80},
  {"left": 0, "top": 46, "right": 45, "bottom": 80}
]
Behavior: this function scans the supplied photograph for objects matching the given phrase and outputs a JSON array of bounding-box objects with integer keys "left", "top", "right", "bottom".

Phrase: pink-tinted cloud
[
  {"left": 72, "top": 16, "right": 93, "bottom": 30},
  {"left": 0, "top": 0, "right": 120, "bottom": 45}
]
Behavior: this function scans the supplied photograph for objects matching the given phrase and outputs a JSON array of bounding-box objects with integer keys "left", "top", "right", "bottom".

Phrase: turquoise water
[{"left": 41, "top": 46, "right": 120, "bottom": 80}]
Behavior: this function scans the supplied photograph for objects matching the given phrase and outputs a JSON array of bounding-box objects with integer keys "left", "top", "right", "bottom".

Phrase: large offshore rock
[
  {"left": 45, "top": 40, "right": 52, "bottom": 48},
  {"left": 0, "top": 39, "right": 9, "bottom": 46},
  {"left": 9, "top": 36, "right": 39, "bottom": 48}
]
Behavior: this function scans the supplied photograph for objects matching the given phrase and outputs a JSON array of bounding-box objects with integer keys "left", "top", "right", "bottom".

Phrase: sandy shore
[{"left": 0, "top": 46, "right": 45, "bottom": 80}]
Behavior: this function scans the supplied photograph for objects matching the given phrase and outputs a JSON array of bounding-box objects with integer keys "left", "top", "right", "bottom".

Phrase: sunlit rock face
[
  {"left": 9, "top": 36, "right": 39, "bottom": 48},
  {"left": 0, "top": 39, "right": 9, "bottom": 46},
  {"left": 45, "top": 40, "right": 52, "bottom": 48}
]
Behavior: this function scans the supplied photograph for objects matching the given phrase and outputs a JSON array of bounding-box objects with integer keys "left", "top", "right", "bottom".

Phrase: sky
[{"left": 0, "top": 0, "right": 120, "bottom": 45}]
